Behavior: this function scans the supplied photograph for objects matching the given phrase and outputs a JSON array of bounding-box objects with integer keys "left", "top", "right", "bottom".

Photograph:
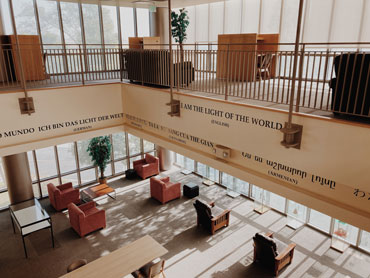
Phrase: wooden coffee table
[{"left": 81, "top": 184, "right": 116, "bottom": 203}]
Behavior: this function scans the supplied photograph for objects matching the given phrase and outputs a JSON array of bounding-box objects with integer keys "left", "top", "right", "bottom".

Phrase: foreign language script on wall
[
  {"left": 0, "top": 84, "right": 124, "bottom": 150},
  {"left": 122, "top": 84, "right": 370, "bottom": 214}
]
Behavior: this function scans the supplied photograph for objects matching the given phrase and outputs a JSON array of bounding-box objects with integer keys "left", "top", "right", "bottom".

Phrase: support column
[
  {"left": 156, "top": 146, "right": 173, "bottom": 171},
  {"left": 149, "top": 7, "right": 169, "bottom": 45},
  {"left": 2, "top": 153, "right": 34, "bottom": 204}
]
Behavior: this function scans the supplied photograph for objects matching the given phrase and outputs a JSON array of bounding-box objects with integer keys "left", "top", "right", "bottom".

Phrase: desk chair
[
  {"left": 132, "top": 258, "right": 166, "bottom": 278},
  {"left": 67, "top": 259, "right": 87, "bottom": 273},
  {"left": 257, "top": 53, "right": 273, "bottom": 80}
]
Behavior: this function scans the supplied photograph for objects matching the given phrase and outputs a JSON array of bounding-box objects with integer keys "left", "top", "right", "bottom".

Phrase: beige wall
[
  {"left": 0, "top": 82, "right": 369, "bottom": 231},
  {"left": 0, "top": 84, "right": 124, "bottom": 156},
  {"left": 122, "top": 83, "right": 370, "bottom": 232}
]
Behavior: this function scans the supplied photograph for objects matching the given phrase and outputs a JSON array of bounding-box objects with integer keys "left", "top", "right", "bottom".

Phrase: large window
[
  {"left": 112, "top": 133, "right": 126, "bottom": 159},
  {"left": 60, "top": 1, "right": 82, "bottom": 45},
  {"left": 268, "top": 192, "right": 286, "bottom": 213},
  {"left": 221, "top": 172, "right": 249, "bottom": 195},
  {"left": 0, "top": 160, "right": 6, "bottom": 191},
  {"left": 77, "top": 139, "right": 94, "bottom": 169},
  {"left": 6, "top": 132, "right": 156, "bottom": 201},
  {"left": 82, "top": 3, "right": 101, "bottom": 45},
  {"left": 35, "top": 147, "right": 58, "bottom": 180},
  {"left": 359, "top": 231, "right": 370, "bottom": 253},
  {"left": 102, "top": 5, "right": 119, "bottom": 45},
  {"left": 120, "top": 7, "right": 135, "bottom": 45},
  {"left": 128, "top": 134, "right": 141, "bottom": 156},
  {"left": 12, "top": 0, "right": 38, "bottom": 35},
  {"left": 37, "top": 0, "right": 62, "bottom": 46},
  {"left": 136, "top": 8, "right": 150, "bottom": 37},
  {"left": 57, "top": 143, "right": 77, "bottom": 174},
  {"left": 308, "top": 209, "right": 332, "bottom": 233}
]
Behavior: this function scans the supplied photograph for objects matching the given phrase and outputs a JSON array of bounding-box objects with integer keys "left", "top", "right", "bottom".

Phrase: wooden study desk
[
  {"left": 217, "top": 33, "right": 279, "bottom": 81},
  {"left": 60, "top": 235, "right": 168, "bottom": 278}
]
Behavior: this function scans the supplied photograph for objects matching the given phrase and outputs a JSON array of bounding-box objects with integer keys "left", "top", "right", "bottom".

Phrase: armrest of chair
[
  {"left": 208, "top": 201, "right": 215, "bottom": 207},
  {"left": 266, "top": 232, "right": 274, "bottom": 238},
  {"left": 275, "top": 243, "right": 296, "bottom": 261},
  {"left": 57, "top": 182, "right": 73, "bottom": 191},
  {"left": 47, "top": 183, "right": 59, "bottom": 195},
  {"left": 166, "top": 182, "right": 181, "bottom": 191},
  {"left": 61, "top": 187, "right": 79, "bottom": 196},
  {"left": 85, "top": 208, "right": 105, "bottom": 222},
  {"left": 211, "top": 209, "right": 230, "bottom": 222},
  {"left": 133, "top": 159, "right": 146, "bottom": 167},
  {"left": 79, "top": 201, "right": 96, "bottom": 212},
  {"left": 160, "top": 177, "right": 170, "bottom": 183}
]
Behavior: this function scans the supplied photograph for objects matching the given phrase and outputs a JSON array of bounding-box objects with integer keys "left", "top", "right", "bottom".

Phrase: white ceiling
[{"left": 58, "top": 0, "right": 223, "bottom": 9}]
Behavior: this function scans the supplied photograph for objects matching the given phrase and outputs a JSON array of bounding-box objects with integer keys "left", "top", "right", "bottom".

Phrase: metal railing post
[
  {"left": 280, "top": 0, "right": 305, "bottom": 149},
  {"left": 9, "top": 0, "right": 34, "bottom": 115},
  {"left": 295, "top": 43, "right": 306, "bottom": 112},
  {"left": 176, "top": 44, "right": 180, "bottom": 92},
  {"left": 166, "top": 0, "right": 180, "bottom": 117},
  {"left": 79, "top": 45, "right": 85, "bottom": 85},
  {"left": 225, "top": 44, "right": 230, "bottom": 101}
]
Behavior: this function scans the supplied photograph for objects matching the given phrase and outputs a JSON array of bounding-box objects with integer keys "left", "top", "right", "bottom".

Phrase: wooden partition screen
[
  {"left": 129, "top": 37, "right": 161, "bottom": 50},
  {"left": 217, "top": 33, "right": 280, "bottom": 82},
  {"left": 1, "top": 35, "right": 46, "bottom": 81},
  {"left": 217, "top": 34, "right": 258, "bottom": 82}
]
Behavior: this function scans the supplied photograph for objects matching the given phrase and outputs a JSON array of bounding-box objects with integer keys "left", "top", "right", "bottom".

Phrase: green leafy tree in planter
[
  {"left": 171, "top": 8, "right": 189, "bottom": 63},
  {"left": 87, "top": 136, "right": 112, "bottom": 182}
]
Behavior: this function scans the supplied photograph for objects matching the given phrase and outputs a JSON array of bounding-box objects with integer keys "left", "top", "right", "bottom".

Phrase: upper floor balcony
[{"left": 0, "top": 40, "right": 369, "bottom": 122}]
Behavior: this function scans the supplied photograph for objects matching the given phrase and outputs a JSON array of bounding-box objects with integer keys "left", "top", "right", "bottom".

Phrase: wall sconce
[{"left": 212, "top": 144, "right": 231, "bottom": 159}]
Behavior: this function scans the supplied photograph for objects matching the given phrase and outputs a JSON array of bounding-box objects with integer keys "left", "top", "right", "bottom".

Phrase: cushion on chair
[
  {"left": 275, "top": 239, "right": 288, "bottom": 256},
  {"left": 254, "top": 232, "right": 277, "bottom": 255},
  {"left": 210, "top": 206, "right": 225, "bottom": 218},
  {"left": 195, "top": 199, "right": 212, "bottom": 216},
  {"left": 62, "top": 187, "right": 75, "bottom": 194},
  {"left": 84, "top": 207, "right": 100, "bottom": 217}
]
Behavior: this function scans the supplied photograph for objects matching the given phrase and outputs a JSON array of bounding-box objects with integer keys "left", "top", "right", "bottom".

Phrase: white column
[
  {"left": 156, "top": 146, "right": 173, "bottom": 171},
  {"left": 149, "top": 7, "right": 169, "bottom": 45},
  {"left": 2, "top": 153, "right": 34, "bottom": 204}
]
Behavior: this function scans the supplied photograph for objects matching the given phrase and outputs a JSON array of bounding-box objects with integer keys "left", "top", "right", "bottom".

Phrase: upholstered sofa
[
  {"left": 125, "top": 49, "right": 194, "bottom": 87},
  {"left": 150, "top": 176, "right": 181, "bottom": 204},
  {"left": 134, "top": 153, "right": 160, "bottom": 179},
  {"left": 253, "top": 232, "right": 296, "bottom": 276},
  {"left": 47, "top": 182, "right": 80, "bottom": 211},
  {"left": 330, "top": 53, "right": 370, "bottom": 117},
  {"left": 193, "top": 199, "right": 230, "bottom": 235},
  {"left": 68, "top": 202, "right": 106, "bottom": 237}
]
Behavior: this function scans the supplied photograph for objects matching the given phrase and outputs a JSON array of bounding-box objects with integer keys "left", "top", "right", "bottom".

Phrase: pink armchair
[
  {"left": 68, "top": 202, "right": 106, "bottom": 237},
  {"left": 47, "top": 182, "right": 80, "bottom": 211},
  {"left": 150, "top": 176, "right": 181, "bottom": 204},
  {"left": 134, "top": 153, "right": 160, "bottom": 179}
]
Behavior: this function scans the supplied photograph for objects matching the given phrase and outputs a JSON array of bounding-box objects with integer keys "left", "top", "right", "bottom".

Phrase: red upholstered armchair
[
  {"left": 47, "top": 182, "right": 80, "bottom": 211},
  {"left": 68, "top": 202, "right": 106, "bottom": 237},
  {"left": 150, "top": 176, "right": 181, "bottom": 204},
  {"left": 134, "top": 153, "right": 160, "bottom": 179}
]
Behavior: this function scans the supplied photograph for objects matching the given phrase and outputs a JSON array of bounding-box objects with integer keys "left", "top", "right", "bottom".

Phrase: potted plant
[
  {"left": 171, "top": 8, "right": 194, "bottom": 86},
  {"left": 87, "top": 136, "right": 112, "bottom": 184}
]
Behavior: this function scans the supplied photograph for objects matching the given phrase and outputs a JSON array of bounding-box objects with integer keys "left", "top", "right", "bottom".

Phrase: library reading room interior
[{"left": 0, "top": 0, "right": 369, "bottom": 277}]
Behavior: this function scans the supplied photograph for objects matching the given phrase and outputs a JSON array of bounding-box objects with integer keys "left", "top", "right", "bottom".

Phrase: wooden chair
[
  {"left": 132, "top": 258, "right": 166, "bottom": 278},
  {"left": 67, "top": 259, "right": 87, "bottom": 273},
  {"left": 193, "top": 199, "right": 231, "bottom": 235},
  {"left": 256, "top": 53, "right": 273, "bottom": 80},
  {"left": 253, "top": 232, "right": 296, "bottom": 276}
]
